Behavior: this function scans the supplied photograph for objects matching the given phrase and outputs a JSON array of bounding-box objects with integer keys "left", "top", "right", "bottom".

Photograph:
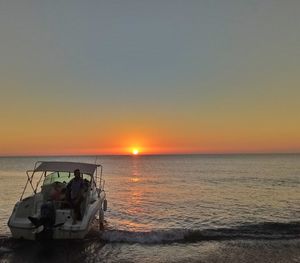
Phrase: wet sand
[{"left": 1, "top": 236, "right": 300, "bottom": 263}]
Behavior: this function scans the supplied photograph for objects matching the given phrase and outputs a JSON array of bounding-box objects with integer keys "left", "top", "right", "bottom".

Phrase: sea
[{"left": 0, "top": 154, "right": 299, "bottom": 263}]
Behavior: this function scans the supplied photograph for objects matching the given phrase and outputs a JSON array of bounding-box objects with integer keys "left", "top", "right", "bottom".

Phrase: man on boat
[{"left": 67, "top": 169, "right": 85, "bottom": 223}]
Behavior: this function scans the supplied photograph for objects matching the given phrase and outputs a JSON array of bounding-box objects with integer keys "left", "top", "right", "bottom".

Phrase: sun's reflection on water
[
  {"left": 116, "top": 157, "right": 151, "bottom": 230},
  {"left": 130, "top": 177, "right": 140, "bottom": 183}
]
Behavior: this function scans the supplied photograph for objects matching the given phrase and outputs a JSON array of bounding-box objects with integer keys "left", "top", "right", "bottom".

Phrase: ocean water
[{"left": 0, "top": 154, "right": 300, "bottom": 262}]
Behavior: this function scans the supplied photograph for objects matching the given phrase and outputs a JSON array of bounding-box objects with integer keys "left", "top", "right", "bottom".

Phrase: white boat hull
[{"left": 8, "top": 191, "right": 106, "bottom": 240}]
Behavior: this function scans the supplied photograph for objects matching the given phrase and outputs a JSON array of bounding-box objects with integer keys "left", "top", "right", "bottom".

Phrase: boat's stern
[{"left": 8, "top": 194, "right": 43, "bottom": 240}]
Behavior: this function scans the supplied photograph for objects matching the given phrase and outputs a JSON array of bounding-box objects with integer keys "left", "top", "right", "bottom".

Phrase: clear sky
[{"left": 0, "top": 0, "right": 299, "bottom": 155}]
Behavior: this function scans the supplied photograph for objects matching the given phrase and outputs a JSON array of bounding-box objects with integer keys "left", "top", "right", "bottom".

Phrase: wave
[
  {"left": 0, "top": 222, "right": 299, "bottom": 246},
  {"left": 100, "top": 222, "right": 300, "bottom": 244}
]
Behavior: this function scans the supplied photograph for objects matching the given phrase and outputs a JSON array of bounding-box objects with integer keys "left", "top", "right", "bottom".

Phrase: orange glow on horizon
[{"left": 1, "top": 132, "right": 300, "bottom": 156}]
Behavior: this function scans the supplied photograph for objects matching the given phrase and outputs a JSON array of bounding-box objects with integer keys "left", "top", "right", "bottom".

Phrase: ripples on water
[{"left": 0, "top": 154, "right": 300, "bottom": 262}]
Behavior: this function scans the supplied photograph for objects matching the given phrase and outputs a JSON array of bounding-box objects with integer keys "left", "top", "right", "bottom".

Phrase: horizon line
[{"left": 0, "top": 152, "right": 299, "bottom": 158}]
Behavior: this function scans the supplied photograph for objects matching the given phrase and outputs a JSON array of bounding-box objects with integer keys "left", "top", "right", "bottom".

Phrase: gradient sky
[{"left": 0, "top": 0, "right": 299, "bottom": 155}]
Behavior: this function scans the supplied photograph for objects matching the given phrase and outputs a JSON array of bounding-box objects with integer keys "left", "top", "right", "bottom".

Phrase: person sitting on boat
[
  {"left": 50, "top": 182, "right": 66, "bottom": 202},
  {"left": 66, "top": 169, "right": 85, "bottom": 223}
]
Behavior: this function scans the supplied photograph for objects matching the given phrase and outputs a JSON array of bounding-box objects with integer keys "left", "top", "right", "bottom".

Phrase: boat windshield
[{"left": 42, "top": 171, "right": 91, "bottom": 186}]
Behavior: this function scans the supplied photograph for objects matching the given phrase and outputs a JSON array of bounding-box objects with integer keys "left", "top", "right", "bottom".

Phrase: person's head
[{"left": 74, "top": 169, "right": 81, "bottom": 178}]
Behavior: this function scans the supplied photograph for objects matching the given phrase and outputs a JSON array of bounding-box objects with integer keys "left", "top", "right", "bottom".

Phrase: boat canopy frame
[{"left": 20, "top": 161, "right": 105, "bottom": 201}]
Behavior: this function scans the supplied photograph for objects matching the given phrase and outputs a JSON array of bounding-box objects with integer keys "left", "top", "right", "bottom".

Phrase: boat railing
[
  {"left": 94, "top": 164, "right": 105, "bottom": 195},
  {"left": 20, "top": 161, "right": 47, "bottom": 200},
  {"left": 20, "top": 169, "right": 43, "bottom": 201}
]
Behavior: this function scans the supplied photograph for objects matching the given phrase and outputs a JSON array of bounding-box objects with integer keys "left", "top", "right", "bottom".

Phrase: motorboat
[{"left": 8, "top": 161, "right": 107, "bottom": 240}]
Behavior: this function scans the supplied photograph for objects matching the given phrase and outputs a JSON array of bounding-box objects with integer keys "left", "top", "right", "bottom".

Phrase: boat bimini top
[
  {"left": 34, "top": 161, "right": 100, "bottom": 175},
  {"left": 20, "top": 161, "right": 104, "bottom": 201}
]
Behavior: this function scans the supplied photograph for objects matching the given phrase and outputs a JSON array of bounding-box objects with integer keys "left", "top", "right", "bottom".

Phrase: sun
[{"left": 132, "top": 149, "right": 139, "bottom": 155}]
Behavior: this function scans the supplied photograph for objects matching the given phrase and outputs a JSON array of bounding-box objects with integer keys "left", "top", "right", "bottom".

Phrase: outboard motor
[{"left": 28, "top": 201, "right": 56, "bottom": 239}]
